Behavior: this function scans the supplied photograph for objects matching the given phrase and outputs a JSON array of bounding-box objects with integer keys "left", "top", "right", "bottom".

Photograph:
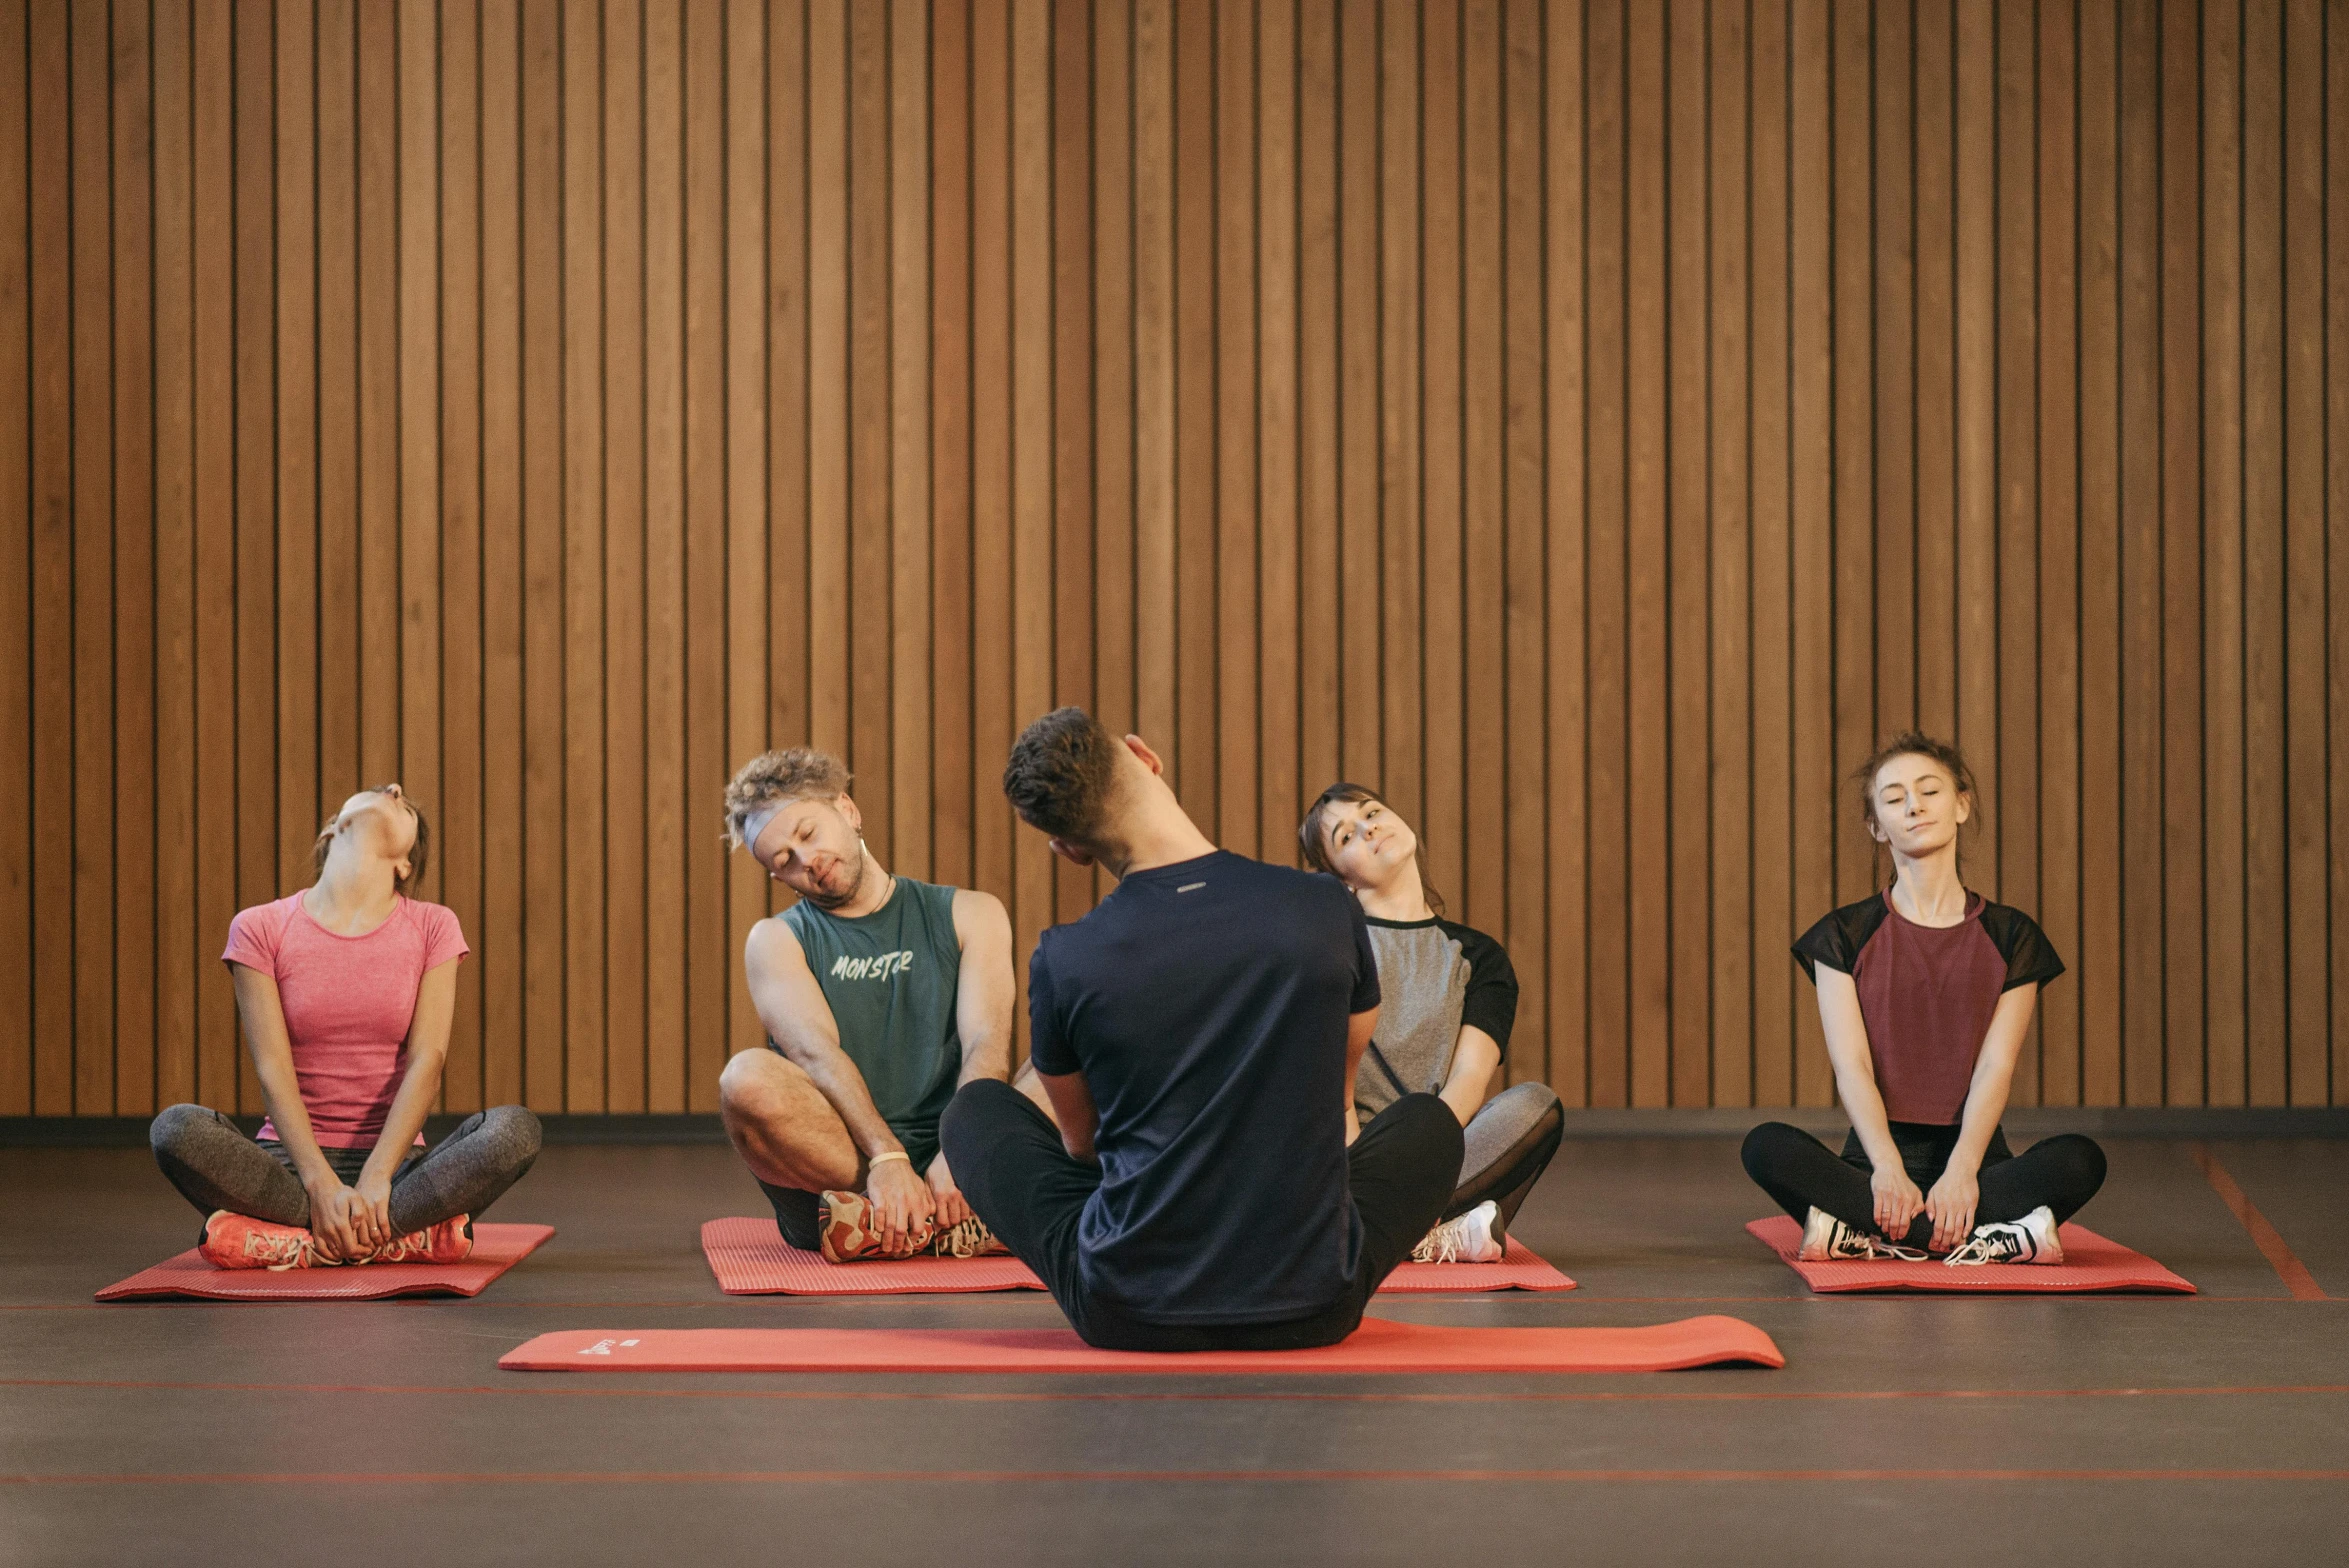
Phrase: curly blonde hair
[{"left": 722, "top": 747, "right": 853, "bottom": 849}]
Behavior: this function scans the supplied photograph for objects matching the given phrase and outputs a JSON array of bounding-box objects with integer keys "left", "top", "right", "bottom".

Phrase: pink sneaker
[
  {"left": 364, "top": 1215, "right": 474, "bottom": 1266},
  {"left": 198, "top": 1211, "right": 340, "bottom": 1271}
]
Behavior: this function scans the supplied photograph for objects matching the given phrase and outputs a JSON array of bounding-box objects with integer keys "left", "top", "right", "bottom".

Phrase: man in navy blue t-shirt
[{"left": 938, "top": 707, "right": 1463, "bottom": 1350}]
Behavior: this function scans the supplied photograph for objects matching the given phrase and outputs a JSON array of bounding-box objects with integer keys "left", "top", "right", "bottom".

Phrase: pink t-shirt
[{"left": 221, "top": 893, "right": 470, "bottom": 1148}]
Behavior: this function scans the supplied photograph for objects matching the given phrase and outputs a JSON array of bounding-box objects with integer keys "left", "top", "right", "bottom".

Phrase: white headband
[{"left": 738, "top": 802, "right": 786, "bottom": 862}]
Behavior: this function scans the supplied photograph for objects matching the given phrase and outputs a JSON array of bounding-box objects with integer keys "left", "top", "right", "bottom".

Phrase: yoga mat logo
[{"left": 577, "top": 1338, "right": 642, "bottom": 1356}]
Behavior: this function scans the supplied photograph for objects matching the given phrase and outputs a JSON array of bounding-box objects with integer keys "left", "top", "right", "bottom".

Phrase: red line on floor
[
  {"left": 5, "top": 1376, "right": 2344, "bottom": 1405},
  {"left": 2188, "top": 1143, "right": 2329, "bottom": 1300},
  {"left": 8, "top": 1467, "right": 2348, "bottom": 1486}
]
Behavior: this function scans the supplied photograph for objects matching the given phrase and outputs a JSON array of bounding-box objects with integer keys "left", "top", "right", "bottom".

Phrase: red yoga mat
[
  {"left": 500, "top": 1314, "right": 1781, "bottom": 1374},
  {"left": 94, "top": 1223, "right": 555, "bottom": 1302},
  {"left": 699, "top": 1216, "right": 1576, "bottom": 1296},
  {"left": 1745, "top": 1216, "right": 2196, "bottom": 1294}
]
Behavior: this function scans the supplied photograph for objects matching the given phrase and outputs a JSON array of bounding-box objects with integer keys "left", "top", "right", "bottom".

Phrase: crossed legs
[
  {"left": 717, "top": 1044, "right": 1053, "bottom": 1250},
  {"left": 148, "top": 1102, "right": 542, "bottom": 1238}
]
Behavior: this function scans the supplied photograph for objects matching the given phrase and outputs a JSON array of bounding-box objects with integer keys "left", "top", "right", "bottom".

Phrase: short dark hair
[
  {"left": 1003, "top": 707, "right": 1121, "bottom": 846},
  {"left": 1297, "top": 781, "right": 1447, "bottom": 917}
]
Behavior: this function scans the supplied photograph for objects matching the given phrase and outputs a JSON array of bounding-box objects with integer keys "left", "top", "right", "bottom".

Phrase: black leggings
[
  {"left": 150, "top": 1103, "right": 542, "bottom": 1239},
  {"left": 1741, "top": 1119, "right": 2106, "bottom": 1252},
  {"left": 940, "top": 1079, "right": 1462, "bottom": 1352}
]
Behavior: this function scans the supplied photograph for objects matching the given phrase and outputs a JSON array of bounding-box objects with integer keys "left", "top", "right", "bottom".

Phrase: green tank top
[{"left": 779, "top": 876, "right": 964, "bottom": 1169}]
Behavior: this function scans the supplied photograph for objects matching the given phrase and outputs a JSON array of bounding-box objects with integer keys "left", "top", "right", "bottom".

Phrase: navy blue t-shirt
[{"left": 1026, "top": 850, "right": 1382, "bottom": 1325}]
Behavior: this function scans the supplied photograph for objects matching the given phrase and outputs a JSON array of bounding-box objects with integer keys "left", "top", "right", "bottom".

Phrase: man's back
[{"left": 1027, "top": 851, "right": 1381, "bottom": 1325}]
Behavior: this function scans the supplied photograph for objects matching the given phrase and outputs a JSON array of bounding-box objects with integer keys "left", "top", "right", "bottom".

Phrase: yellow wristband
[{"left": 867, "top": 1150, "right": 911, "bottom": 1169}]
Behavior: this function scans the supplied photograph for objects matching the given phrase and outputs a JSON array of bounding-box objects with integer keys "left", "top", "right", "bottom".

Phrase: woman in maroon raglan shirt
[{"left": 1741, "top": 734, "right": 2106, "bottom": 1264}]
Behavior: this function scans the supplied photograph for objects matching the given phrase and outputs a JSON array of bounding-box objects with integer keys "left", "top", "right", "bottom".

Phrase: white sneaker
[
  {"left": 1797, "top": 1206, "right": 1929, "bottom": 1263},
  {"left": 1411, "top": 1200, "right": 1507, "bottom": 1264},
  {"left": 1943, "top": 1205, "right": 2065, "bottom": 1267}
]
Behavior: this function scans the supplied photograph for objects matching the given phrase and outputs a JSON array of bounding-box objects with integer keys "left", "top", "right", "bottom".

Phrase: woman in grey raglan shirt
[{"left": 1300, "top": 784, "right": 1564, "bottom": 1263}]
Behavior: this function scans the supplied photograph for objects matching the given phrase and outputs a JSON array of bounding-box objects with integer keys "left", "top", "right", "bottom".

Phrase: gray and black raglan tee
[{"left": 1353, "top": 914, "right": 1519, "bottom": 1120}]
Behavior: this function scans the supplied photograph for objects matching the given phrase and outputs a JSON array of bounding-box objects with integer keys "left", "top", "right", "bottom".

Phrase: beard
[{"left": 800, "top": 838, "right": 867, "bottom": 910}]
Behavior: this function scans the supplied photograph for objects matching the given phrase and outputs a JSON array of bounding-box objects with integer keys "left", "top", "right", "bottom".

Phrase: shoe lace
[
  {"left": 1827, "top": 1220, "right": 1928, "bottom": 1264},
  {"left": 1942, "top": 1224, "right": 2024, "bottom": 1267},
  {"left": 929, "top": 1216, "right": 995, "bottom": 1258},
  {"left": 1412, "top": 1216, "right": 1470, "bottom": 1265},
  {"left": 246, "top": 1228, "right": 341, "bottom": 1271}
]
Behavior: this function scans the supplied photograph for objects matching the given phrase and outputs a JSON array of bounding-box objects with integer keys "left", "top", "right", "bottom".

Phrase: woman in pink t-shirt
[{"left": 149, "top": 785, "right": 541, "bottom": 1268}]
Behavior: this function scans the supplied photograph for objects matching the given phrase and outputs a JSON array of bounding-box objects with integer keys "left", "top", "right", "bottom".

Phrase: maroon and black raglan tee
[{"left": 1792, "top": 892, "right": 2064, "bottom": 1124}]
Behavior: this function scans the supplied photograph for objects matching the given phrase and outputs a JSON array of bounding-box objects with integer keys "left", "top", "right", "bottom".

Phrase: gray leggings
[
  {"left": 1449, "top": 1081, "right": 1564, "bottom": 1225},
  {"left": 149, "top": 1103, "right": 542, "bottom": 1238}
]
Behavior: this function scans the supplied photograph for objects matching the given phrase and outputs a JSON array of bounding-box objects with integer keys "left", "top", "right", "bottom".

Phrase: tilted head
[
  {"left": 723, "top": 747, "right": 869, "bottom": 909},
  {"left": 312, "top": 784, "right": 429, "bottom": 893},
  {"left": 1002, "top": 707, "right": 1127, "bottom": 862},
  {"left": 1856, "top": 731, "right": 1978, "bottom": 866},
  {"left": 1297, "top": 782, "right": 1445, "bottom": 916}
]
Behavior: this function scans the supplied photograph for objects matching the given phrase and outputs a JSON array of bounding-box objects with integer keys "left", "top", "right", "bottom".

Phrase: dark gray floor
[{"left": 5, "top": 1135, "right": 2346, "bottom": 1566}]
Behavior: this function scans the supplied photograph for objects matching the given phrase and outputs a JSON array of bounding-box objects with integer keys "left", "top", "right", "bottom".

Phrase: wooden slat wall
[{"left": 7, "top": 0, "right": 2349, "bottom": 1116}]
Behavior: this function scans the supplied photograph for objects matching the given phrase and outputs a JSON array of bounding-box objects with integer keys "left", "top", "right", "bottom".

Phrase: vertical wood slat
[
  {"left": 0, "top": 0, "right": 29, "bottom": 1114},
  {"left": 2037, "top": 0, "right": 2081, "bottom": 1106},
  {"left": 681, "top": 0, "right": 726, "bottom": 1108},
  {"left": 230, "top": 0, "right": 274, "bottom": 1114},
  {"left": 602, "top": 0, "right": 646, "bottom": 1115},
  {"left": 559, "top": 0, "right": 603, "bottom": 1113},
  {"left": 14, "top": 0, "right": 2349, "bottom": 1118},
  {"left": 1052, "top": 0, "right": 1091, "bottom": 918},
  {"left": 2200, "top": 0, "right": 2244, "bottom": 1109},
  {"left": 153, "top": 0, "right": 197, "bottom": 1112},
  {"left": 440, "top": 0, "right": 485, "bottom": 1113},
  {"left": 1498, "top": 0, "right": 1544, "bottom": 1089},
  {"left": 1583, "top": 0, "right": 1626, "bottom": 1107},
  {"left": 189, "top": 0, "right": 235, "bottom": 1111},
  {"left": 1787, "top": 0, "right": 1833, "bottom": 1106},
  {"left": 1706, "top": 0, "right": 1748, "bottom": 1108},
  {"left": 1544, "top": 0, "right": 1587, "bottom": 1105},
  {"left": 479, "top": 0, "right": 526, "bottom": 1110},
  {"left": 1259, "top": 0, "right": 1299, "bottom": 875},
  {"left": 2282, "top": 0, "right": 2328, "bottom": 1105},
  {"left": 2161, "top": 0, "right": 2205, "bottom": 1105},
  {"left": 1663, "top": 0, "right": 1704, "bottom": 1107},
  {"left": 1747, "top": 0, "right": 1790, "bottom": 1108},
  {"left": 930, "top": 0, "right": 970, "bottom": 888},
  {"left": 2077, "top": 0, "right": 2124, "bottom": 1108},
  {"left": 640, "top": 0, "right": 685, "bottom": 1111},
  {"left": 1420, "top": 0, "right": 1461, "bottom": 922},
  {"left": 71, "top": 0, "right": 116, "bottom": 1117},
  {"left": 518, "top": 0, "right": 563, "bottom": 1112},
  {"left": 1995, "top": 0, "right": 2038, "bottom": 1103},
  {"left": 115, "top": 0, "right": 156, "bottom": 1114},
  {"left": 727, "top": 0, "right": 771, "bottom": 1065},
  {"left": 1623, "top": 0, "right": 1666, "bottom": 1107},
  {"left": 2242, "top": 0, "right": 2288, "bottom": 1106}
]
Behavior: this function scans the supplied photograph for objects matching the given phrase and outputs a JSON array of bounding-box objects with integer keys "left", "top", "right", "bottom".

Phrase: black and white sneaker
[
  {"left": 1797, "top": 1206, "right": 1928, "bottom": 1263},
  {"left": 1942, "top": 1205, "right": 2065, "bottom": 1266}
]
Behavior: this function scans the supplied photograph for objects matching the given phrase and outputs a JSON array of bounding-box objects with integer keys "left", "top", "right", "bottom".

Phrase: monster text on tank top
[
  {"left": 1354, "top": 914, "right": 1519, "bottom": 1119},
  {"left": 778, "top": 876, "right": 965, "bottom": 1168}
]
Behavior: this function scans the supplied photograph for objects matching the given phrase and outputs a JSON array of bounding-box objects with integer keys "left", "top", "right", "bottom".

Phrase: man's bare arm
[
  {"left": 1342, "top": 1005, "right": 1379, "bottom": 1142},
  {"left": 743, "top": 920, "right": 903, "bottom": 1161},
  {"left": 949, "top": 889, "right": 1016, "bottom": 1086},
  {"left": 1038, "top": 1070, "right": 1100, "bottom": 1163}
]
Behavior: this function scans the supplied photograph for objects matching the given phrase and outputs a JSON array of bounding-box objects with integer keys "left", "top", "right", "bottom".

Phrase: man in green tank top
[{"left": 718, "top": 747, "right": 1048, "bottom": 1260}]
